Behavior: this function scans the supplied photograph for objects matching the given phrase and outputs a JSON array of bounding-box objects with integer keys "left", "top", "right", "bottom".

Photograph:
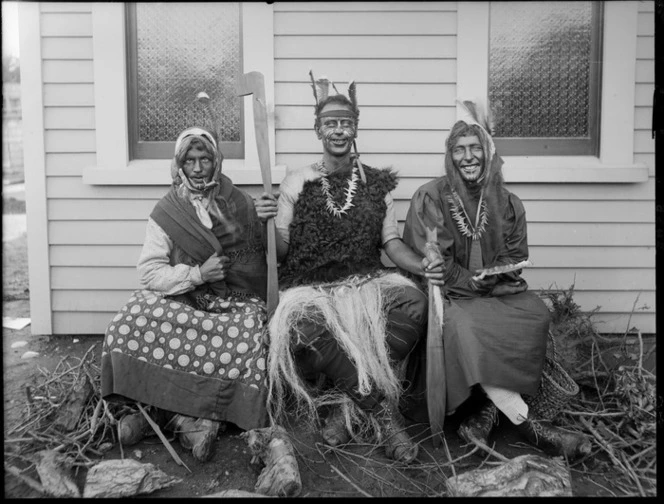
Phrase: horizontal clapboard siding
[
  {"left": 274, "top": 2, "right": 456, "bottom": 12},
  {"left": 274, "top": 11, "right": 456, "bottom": 36},
  {"left": 275, "top": 35, "right": 457, "bottom": 59},
  {"left": 275, "top": 83, "right": 457, "bottom": 106},
  {"left": 276, "top": 60, "right": 456, "bottom": 83},
  {"left": 635, "top": 1, "right": 655, "bottom": 181},
  {"left": 38, "top": 2, "right": 655, "bottom": 335},
  {"left": 43, "top": 83, "right": 95, "bottom": 106}
]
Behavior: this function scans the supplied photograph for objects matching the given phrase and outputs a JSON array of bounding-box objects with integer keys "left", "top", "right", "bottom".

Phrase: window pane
[
  {"left": 135, "top": 2, "right": 241, "bottom": 144},
  {"left": 489, "top": 1, "right": 593, "bottom": 139}
]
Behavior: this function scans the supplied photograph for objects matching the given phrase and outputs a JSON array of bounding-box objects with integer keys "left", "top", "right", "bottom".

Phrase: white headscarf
[{"left": 171, "top": 127, "right": 223, "bottom": 229}]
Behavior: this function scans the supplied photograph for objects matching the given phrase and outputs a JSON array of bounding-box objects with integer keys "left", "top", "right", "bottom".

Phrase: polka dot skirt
[{"left": 103, "top": 289, "right": 268, "bottom": 390}]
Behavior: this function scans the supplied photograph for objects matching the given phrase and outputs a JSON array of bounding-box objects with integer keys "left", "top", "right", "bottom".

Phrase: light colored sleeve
[
  {"left": 275, "top": 165, "right": 320, "bottom": 244},
  {"left": 381, "top": 192, "right": 401, "bottom": 245},
  {"left": 136, "top": 217, "right": 204, "bottom": 296},
  {"left": 275, "top": 182, "right": 295, "bottom": 244}
]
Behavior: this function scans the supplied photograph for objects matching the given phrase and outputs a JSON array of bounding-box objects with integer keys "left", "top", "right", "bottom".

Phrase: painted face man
[
  {"left": 315, "top": 100, "right": 358, "bottom": 158},
  {"left": 451, "top": 134, "right": 485, "bottom": 183}
]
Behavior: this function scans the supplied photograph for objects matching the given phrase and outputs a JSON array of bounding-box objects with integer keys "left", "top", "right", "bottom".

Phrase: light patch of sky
[{"left": 2, "top": 1, "right": 20, "bottom": 57}]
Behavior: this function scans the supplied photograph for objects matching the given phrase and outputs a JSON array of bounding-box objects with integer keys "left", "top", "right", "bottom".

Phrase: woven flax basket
[{"left": 523, "top": 332, "right": 579, "bottom": 421}]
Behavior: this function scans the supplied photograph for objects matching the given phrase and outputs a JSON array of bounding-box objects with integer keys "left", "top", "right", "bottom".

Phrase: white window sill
[
  {"left": 83, "top": 160, "right": 288, "bottom": 186},
  {"left": 502, "top": 157, "right": 649, "bottom": 183}
]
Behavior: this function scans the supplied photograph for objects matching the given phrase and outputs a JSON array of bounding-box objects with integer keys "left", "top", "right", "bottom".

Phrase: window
[
  {"left": 126, "top": 3, "right": 244, "bottom": 160},
  {"left": 87, "top": 2, "right": 282, "bottom": 186},
  {"left": 488, "top": 1, "right": 602, "bottom": 156},
  {"left": 455, "top": 1, "right": 646, "bottom": 182}
]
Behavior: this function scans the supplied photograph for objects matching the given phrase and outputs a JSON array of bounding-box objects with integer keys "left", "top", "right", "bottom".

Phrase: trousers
[{"left": 293, "top": 284, "right": 427, "bottom": 412}]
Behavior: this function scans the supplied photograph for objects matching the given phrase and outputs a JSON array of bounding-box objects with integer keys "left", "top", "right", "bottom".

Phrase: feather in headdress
[
  {"left": 456, "top": 98, "right": 495, "bottom": 136},
  {"left": 309, "top": 69, "right": 318, "bottom": 104},
  {"left": 348, "top": 80, "right": 357, "bottom": 112},
  {"left": 310, "top": 69, "right": 358, "bottom": 108},
  {"left": 309, "top": 69, "right": 333, "bottom": 104}
]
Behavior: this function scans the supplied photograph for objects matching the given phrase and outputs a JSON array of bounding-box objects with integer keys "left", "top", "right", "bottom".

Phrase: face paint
[
  {"left": 316, "top": 104, "right": 357, "bottom": 156},
  {"left": 451, "top": 135, "right": 485, "bottom": 182},
  {"left": 182, "top": 144, "right": 215, "bottom": 189}
]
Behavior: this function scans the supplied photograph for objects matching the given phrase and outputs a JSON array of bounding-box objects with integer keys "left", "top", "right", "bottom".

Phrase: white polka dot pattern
[{"left": 103, "top": 289, "right": 269, "bottom": 389}]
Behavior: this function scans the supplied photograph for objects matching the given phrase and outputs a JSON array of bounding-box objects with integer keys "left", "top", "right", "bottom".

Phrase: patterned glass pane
[
  {"left": 136, "top": 2, "right": 241, "bottom": 142},
  {"left": 489, "top": 2, "right": 592, "bottom": 138}
]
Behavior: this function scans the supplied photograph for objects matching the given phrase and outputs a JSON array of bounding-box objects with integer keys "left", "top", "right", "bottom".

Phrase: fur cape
[{"left": 278, "top": 164, "right": 398, "bottom": 288}]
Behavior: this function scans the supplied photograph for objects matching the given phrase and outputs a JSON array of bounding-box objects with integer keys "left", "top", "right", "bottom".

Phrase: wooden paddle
[
  {"left": 424, "top": 226, "right": 446, "bottom": 447},
  {"left": 236, "top": 71, "right": 279, "bottom": 317}
]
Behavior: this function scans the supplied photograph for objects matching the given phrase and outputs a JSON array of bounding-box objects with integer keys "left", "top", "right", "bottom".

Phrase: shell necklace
[
  {"left": 317, "top": 160, "right": 359, "bottom": 218},
  {"left": 447, "top": 188, "right": 488, "bottom": 240}
]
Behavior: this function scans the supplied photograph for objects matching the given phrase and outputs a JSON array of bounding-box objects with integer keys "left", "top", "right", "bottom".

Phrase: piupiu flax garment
[{"left": 267, "top": 162, "right": 428, "bottom": 434}]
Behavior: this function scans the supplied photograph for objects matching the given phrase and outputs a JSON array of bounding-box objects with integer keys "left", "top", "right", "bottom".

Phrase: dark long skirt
[
  {"left": 101, "top": 289, "right": 270, "bottom": 431},
  {"left": 402, "top": 290, "right": 550, "bottom": 423}
]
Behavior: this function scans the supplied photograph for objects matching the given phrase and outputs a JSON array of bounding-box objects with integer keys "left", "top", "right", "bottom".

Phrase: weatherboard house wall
[{"left": 18, "top": 2, "right": 655, "bottom": 336}]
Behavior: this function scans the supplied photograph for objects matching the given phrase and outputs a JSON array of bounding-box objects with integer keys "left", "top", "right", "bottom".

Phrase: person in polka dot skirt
[{"left": 101, "top": 127, "right": 273, "bottom": 462}]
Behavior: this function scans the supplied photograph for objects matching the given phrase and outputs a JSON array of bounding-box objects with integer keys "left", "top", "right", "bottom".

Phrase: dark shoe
[
  {"left": 457, "top": 401, "right": 498, "bottom": 446},
  {"left": 516, "top": 417, "right": 592, "bottom": 460},
  {"left": 321, "top": 406, "right": 352, "bottom": 447},
  {"left": 373, "top": 400, "right": 419, "bottom": 464},
  {"left": 118, "top": 411, "right": 153, "bottom": 446},
  {"left": 171, "top": 414, "right": 220, "bottom": 462}
]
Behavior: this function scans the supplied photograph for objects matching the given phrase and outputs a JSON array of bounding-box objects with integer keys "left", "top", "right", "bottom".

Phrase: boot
[
  {"left": 457, "top": 400, "right": 498, "bottom": 446},
  {"left": 118, "top": 406, "right": 170, "bottom": 446},
  {"left": 321, "top": 406, "right": 352, "bottom": 447},
  {"left": 516, "top": 417, "right": 592, "bottom": 460},
  {"left": 170, "top": 414, "right": 221, "bottom": 462},
  {"left": 373, "top": 400, "right": 419, "bottom": 464}
]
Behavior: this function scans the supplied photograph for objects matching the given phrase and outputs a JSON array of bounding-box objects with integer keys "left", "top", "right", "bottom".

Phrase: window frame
[
  {"left": 456, "top": 0, "right": 648, "bottom": 183},
  {"left": 488, "top": 1, "right": 603, "bottom": 157},
  {"left": 125, "top": 3, "right": 245, "bottom": 161},
  {"left": 84, "top": 2, "right": 284, "bottom": 186}
]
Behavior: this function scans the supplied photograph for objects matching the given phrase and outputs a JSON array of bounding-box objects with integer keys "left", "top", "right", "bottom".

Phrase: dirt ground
[{"left": 1, "top": 194, "right": 639, "bottom": 498}]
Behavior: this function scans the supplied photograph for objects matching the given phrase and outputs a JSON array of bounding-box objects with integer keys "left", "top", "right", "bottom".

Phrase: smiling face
[
  {"left": 451, "top": 134, "right": 485, "bottom": 183},
  {"left": 315, "top": 103, "right": 358, "bottom": 157}
]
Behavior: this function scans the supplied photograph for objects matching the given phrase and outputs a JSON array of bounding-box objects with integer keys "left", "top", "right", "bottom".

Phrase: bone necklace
[
  {"left": 447, "top": 188, "right": 488, "bottom": 240},
  {"left": 317, "top": 160, "right": 359, "bottom": 218}
]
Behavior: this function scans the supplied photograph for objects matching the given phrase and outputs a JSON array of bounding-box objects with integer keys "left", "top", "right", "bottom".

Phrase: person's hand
[
  {"left": 422, "top": 256, "right": 445, "bottom": 286},
  {"left": 200, "top": 253, "right": 229, "bottom": 283},
  {"left": 254, "top": 191, "right": 280, "bottom": 222},
  {"left": 469, "top": 275, "right": 498, "bottom": 293}
]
